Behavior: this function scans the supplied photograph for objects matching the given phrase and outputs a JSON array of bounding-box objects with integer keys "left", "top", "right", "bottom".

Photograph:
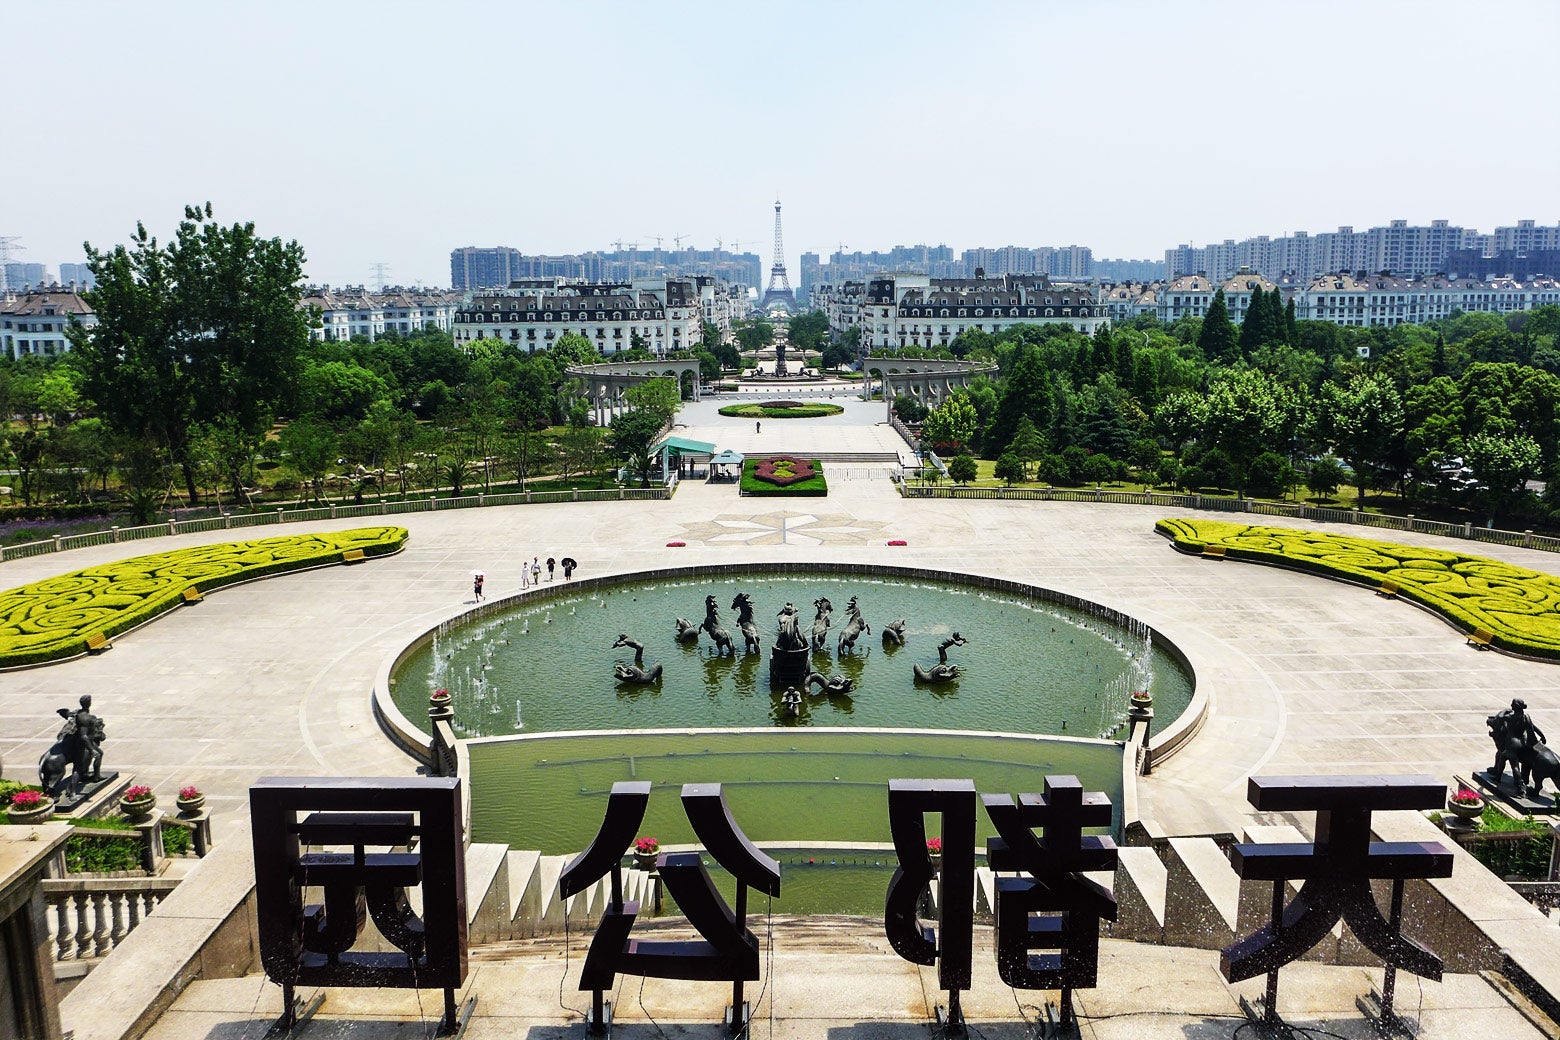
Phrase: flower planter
[
  {"left": 176, "top": 794, "right": 205, "bottom": 816},
  {"left": 120, "top": 795, "right": 157, "bottom": 821},
  {"left": 634, "top": 852, "right": 660, "bottom": 873},
  {"left": 1130, "top": 691, "right": 1153, "bottom": 710},
  {"left": 1448, "top": 798, "right": 1483, "bottom": 822},
  {"left": 7, "top": 798, "right": 56, "bottom": 825}
]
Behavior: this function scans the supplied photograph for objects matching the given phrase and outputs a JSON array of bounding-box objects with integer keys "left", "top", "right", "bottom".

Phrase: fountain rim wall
[{"left": 371, "top": 560, "right": 1207, "bottom": 770}]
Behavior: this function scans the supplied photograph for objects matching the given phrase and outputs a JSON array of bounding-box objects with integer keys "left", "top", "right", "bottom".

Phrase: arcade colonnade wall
[
  {"left": 862, "top": 359, "right": 998, "bottom": 420},
  {"left": 566, "top": 360, "right": 703, "bottom": 425}
]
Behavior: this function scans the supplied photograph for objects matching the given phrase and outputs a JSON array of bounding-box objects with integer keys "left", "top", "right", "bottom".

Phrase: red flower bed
[{"left": 752, "top": 456, "right": 819, "bottom": 487}]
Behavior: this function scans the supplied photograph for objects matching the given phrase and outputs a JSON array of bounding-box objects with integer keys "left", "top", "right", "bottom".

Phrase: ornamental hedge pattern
[
  {"left": 0, "top": 527, "right": 407, "bottom": 668},
  {"left": 1156, "top": 517, "right": 1560, "bottom": 659},
  {"left": 741, "top": 458, "right": 828, "bottom": 496}
]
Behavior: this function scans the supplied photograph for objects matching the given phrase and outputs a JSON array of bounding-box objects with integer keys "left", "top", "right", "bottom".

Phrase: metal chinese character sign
[
  {"left": 886, "top": 776, "right": 1116, "bottom": 1036},
  {"left": 560, "top": 781, "right": 780, "bottom": 1035},
  {"left": 1219, "top": 774, "right": 1452, "bottom": 1038},
  {"left": 984, "top": 776, "right": 1117, "bottom": 1030},
  {"left": 250, "top": 777, "right": 469, "bottom": 1034}
]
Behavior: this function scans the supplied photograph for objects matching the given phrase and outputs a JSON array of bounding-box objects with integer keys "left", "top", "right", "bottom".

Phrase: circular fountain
[{"left": 382, "top": 564, "right": 1197, "bottom": 878}]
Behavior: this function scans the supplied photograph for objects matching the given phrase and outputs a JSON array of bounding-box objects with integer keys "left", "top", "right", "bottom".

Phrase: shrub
[
  {"left": 717, "top": 403, "right": 844, "bottom": 419},
  {"left": 994, "top": 453, "right": 1026, "bottom": 486},
  {"left": 0, "top": 527, "right": 409, "bottom": 668},
  {"left": 1036, "top": 454, "right": 1071, "bottom": 486},
  {"left": 1082, "top": 453, "right": 1116, "bottom": 485},
  {"left": 948, "top": 454, "right": 978, "bottom": 485},
  {"left": 1156, "top": 517, "right": 1560, "bottom": 658},
  {"left": 1248, "top": 452, "right": 1295, "bottom": 498},
  {"left": 741, "top": 458, "right": 827, "bottom": 497}
]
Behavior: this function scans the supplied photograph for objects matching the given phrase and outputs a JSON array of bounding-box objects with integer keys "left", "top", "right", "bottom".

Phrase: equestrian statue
[{"left": 1487, "top": 698, "right": 1560, "bottom": 800}]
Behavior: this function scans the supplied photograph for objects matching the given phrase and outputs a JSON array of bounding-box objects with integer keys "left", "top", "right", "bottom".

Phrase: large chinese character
[
  {"left": 559, "top": 781, "right": 780, "bottom": 1035},
  {"left": 250, "top": 777, "right": 468, "bottom": 1034},
  {"left": 1220, "top": 774, "right": 1453, "bottom": 1035},
  {"left": 983, "top": 775, "right": 1117, "bottom": 1029},
  {"left": 885, "top": 779, "right": 976, "bottom": 1032}
]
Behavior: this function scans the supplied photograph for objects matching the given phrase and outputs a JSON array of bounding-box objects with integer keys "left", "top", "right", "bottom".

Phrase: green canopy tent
[{"left": 654, "top": 435, "right": 718, "bottom": 481}]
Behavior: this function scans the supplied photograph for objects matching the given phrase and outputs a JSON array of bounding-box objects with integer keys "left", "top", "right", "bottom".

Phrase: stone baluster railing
[{"left": 42, "top": 879, "right": 180, "bottom": 964}]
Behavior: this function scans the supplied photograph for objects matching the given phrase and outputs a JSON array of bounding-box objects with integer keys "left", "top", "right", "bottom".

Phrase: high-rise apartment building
[
  {"left": 57, "top": 263, "right": 95, "bottom": 289},
  {"left": 451, "top": 245, "right": 761, "bottom": 293}
]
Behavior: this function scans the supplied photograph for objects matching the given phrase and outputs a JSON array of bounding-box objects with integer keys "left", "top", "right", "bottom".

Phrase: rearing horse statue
[
  {"left": 837, "top": 596, "right": 871, "bottom": 655},
  {"left": 700, "top": 595, "right": 735, "bottom": 656},
  {"left": 810, "top": 597, "right": 833, "bottom": 651},
  {"left": 732, "top": 593, "right": 762, "bottom": 655}
]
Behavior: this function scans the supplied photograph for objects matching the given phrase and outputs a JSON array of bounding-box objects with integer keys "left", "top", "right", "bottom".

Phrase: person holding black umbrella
[{"left": 561, "top": 556, "right": 577, "bottom": 580}]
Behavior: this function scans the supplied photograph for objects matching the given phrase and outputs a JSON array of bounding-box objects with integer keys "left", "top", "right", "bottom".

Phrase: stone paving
[
  {"left": 142, "top": 925, "right": 1549, "bottom": 1040},
  {"left": 11, "top": 391, "right": 1560, "bottom": 1037},
  {"left": 2, "top": 393, "right": 1557, "bottom": 840}
]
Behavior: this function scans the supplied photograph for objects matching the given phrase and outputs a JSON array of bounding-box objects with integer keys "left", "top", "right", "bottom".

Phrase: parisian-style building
[
  {"left": 801, "top": 245, "right": 1098, "bottom": 300},
  {"left": 818, "top": 273, "right": 1105, "bottom": 350},
  {"left": 300, "top": 286, "right": 464, "bottom": 342},
  {"left": 0, "top": 287, "right": 97, "bottom": 360},
  {"left": 1102, "top": 270, "right": 1560, "bottom": 328},
  {"left": 450, "top": 277, "right": 743, "bottom": 354}
]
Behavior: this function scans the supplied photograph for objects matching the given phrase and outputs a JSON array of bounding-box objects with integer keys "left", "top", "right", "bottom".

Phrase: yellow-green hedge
[
  {"left": 0, "top": 527, "right": 407, "bottom": 668},
  {"left": 1156, "top": 517, "right": 1560, "bottom": 659}
]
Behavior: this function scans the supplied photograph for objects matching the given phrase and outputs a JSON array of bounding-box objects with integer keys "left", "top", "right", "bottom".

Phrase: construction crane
[
  {"left": 647, "top": 235, "right": 663, "bottom": 252},
  {"left": 672, "top": 233, "right": 689, "bottom": 252}
]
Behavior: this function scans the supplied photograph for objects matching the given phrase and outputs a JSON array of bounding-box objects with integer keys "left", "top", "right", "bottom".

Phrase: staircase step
[
  {"left": 1112, "top": 846, "right": 1167, "bottom": 943},
  {"left": 1162, "top": 837, "right": 1238, "bottom": 950}
]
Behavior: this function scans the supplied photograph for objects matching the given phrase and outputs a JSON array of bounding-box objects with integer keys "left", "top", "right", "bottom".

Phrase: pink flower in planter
[
  {"left": 9, "top": 790, "right": 45, "bottom": 810},
  {"left": 634, "top": 836, "right": 660, "bottom": 855},
  {"left": 179, "top": 786, "right": 201, "bottom": 800},
  {"left": 925, "top": 837, "right": 943, "bottom": 855},
  {"left": 1450, "top": 787, "right": 1482, "bottom": 806},
  {"left": 125, "top": 785, "right": 153, "bottom": 801}
]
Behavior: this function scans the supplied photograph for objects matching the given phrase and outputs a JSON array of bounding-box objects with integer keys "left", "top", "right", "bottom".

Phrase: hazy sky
[{"left": 8, "top": 0, "right": 1558, "bottom": 287}]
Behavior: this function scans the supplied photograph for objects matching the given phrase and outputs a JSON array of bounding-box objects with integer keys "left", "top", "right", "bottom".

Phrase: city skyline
[{"left": 5, "top": 0, "right": 1557, "bottom": 288}]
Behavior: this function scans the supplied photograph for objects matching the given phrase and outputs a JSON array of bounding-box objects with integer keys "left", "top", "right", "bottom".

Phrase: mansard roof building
[
  {"left": 825, "top": 273, "right": 1103, "bottom": 350},
  {"left": 301, "top": 286, "right": 463, "bottom": 342},
  {"left": 450, "top": 277, "right": 740, "bottom": 355},
  {"left": 0, "top": 287, "right": 97, "bottom": 360}
]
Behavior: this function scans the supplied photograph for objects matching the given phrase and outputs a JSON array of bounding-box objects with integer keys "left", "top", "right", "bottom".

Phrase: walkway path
[{"left": 2, "top": 401, "right": 1555, "bottom": 842}]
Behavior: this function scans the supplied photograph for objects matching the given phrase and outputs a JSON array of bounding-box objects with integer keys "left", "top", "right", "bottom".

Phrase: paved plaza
[
  {"left": 8, "top": 392, "right": 1560, "bottom": 1038},
  {"left": 4, "top": 393, "right": 1553, "bottom": 838}
]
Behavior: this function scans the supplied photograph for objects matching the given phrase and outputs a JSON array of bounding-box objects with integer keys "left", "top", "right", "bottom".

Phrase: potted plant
[
  {"left": 926, "top": 836, "right": 943, "bottom": 872},
  {"left": 430, "top": 688, "right": 452, "bottom": 710},
  {"left": 1130, "top": 690, "right": 1154, "bottom": 711},
  {"left": 1448, "top": 786, "right": 1484, "bottom": 822},
  {"left": 6, "top": 789, "right": 55, "bottom": 825},
  {"left": 120, "top": 784, "right": 157, "bottom": 821},
  {"left": 176, "top": 785, "right": 205, "bottom": 815},
  {"left": 633, "top": 836, "right": 661, "bottom": 871}
]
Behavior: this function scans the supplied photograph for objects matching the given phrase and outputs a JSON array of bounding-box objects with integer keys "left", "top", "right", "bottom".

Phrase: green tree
[
  {"left": 1306, "top": 456, "right": 1345, "bottom": 500},
  {"left": 985, "top": 342, "right": 1051, "bottom": 455},
  {"left": 610, "top": 407, "right": 665, "bottom": 487},
  {"left": 1006, "top": 416, "right": 1047, "bottom": 477},
  {"left": 1082, "top": 453, "right": 1116, "bottom": 485},
  {"left": 734, "top": 319, "right": 775, "bottom": 354},
  {"left": 625, "top": 377, "right": 680, "bottom": 426},
  {"left": 1197, "top": 288, "right": 1239, "bottom": 364},
  {"left": 921, "top": 394, "right": 979, "bottom": 452},
  {"left": 280, "top": 416, "right": 337, "bottom": 504},
  {"left": 1465, "top": 431, "right": 1542, "bottom": 522},
  {"left": 994, "top": 452, "right": 1026, "bottom": 486},
  {"left": 1247, "top": 452, "right": 1296, "bottom": 499},
  {"left": 71, "top": 204, "right": 311, "bottom": 505},
  {"left": 1318, "top": 373, "right": 1404, "bottom": 504},
  {"left": 948, "top": 453, "right": 978, "bottom": 485}
]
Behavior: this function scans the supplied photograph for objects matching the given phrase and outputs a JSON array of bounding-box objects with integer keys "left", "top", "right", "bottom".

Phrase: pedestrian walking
[
  {"left": 472, "top": 571, "right": 485, "bottom": 602},
  {"left": 520, "top": 564, "right": 529, "bottom": 589},
  {"left": 531, "top": 556, "right": 542, "bottom": 585},
  {"left": 756, "top": 420, "right": 761, "bottom": 433},
  {"left": 546, "top": 557, "right": 556, "bottom": 581}
]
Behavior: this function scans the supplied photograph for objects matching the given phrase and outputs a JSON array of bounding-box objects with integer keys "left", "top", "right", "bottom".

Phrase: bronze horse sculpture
[
  {"left": 837, "top": 596, "right": 871, "bottom": 655},
  {"left": 700, "top": 595, "right": 735, "bottom": 656},
  {"left": 733, "top": 593, "right": 763, "bottom": 655},
  {"left": 810, "top": 597, "right": 833, "bottom": 651}
]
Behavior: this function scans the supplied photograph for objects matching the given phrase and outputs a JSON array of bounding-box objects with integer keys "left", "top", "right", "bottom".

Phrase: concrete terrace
[{"left": 5, "top": 392, "right": 1560, "bottom": 1037}]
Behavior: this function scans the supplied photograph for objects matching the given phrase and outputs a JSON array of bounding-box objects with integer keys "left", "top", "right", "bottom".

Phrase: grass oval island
[
  {"left": 0, "top": 526, "right": 407, "bottom": 668},
  {"left": 718, "top": 401, "right": 845, "bottom": 419}
]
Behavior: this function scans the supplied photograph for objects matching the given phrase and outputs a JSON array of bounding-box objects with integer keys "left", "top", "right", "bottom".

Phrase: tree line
[{"left": 893, "top": 286, "right": 1560, "bottom": 526}]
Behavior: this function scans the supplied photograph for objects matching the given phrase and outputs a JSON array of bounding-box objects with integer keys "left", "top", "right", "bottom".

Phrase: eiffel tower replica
[{"left": 760, "top": 198, "right": 796, "bottom": 315}]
